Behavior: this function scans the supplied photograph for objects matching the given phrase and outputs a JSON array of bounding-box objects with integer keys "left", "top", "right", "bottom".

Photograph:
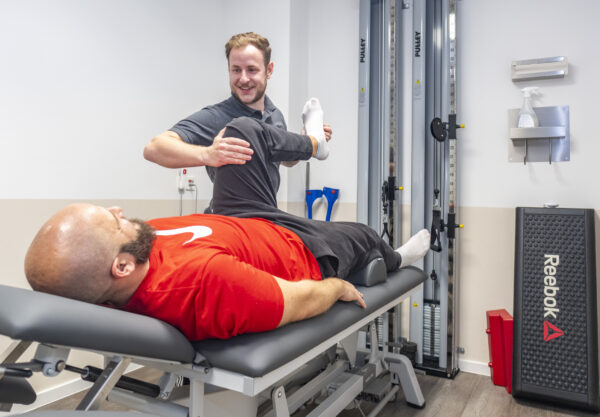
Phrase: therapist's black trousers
[{"left": 211, "top": 117, "right": 401, "bottom": 279}]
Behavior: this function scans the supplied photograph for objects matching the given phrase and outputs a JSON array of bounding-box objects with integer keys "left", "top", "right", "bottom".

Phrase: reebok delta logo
[
  {"left": 543, "top": 254, "right": 564, "bottom": 342},
  {"left": 544, "top": 320, "right": 564, "bottom": 342}
]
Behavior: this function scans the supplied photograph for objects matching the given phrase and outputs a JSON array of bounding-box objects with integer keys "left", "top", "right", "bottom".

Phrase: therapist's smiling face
[{"left": 228, "top": 45, "right": 273, "bottom": 111}]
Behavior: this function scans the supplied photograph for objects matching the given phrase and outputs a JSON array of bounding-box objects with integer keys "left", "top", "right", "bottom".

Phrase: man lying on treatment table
[{"left": 24, "top": 100, "right": 430, "bottom": 341}]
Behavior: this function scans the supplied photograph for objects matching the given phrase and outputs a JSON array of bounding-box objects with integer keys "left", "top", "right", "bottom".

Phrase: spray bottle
[{"left": 517, "top": 87, "right": 539, "bottom": 128}]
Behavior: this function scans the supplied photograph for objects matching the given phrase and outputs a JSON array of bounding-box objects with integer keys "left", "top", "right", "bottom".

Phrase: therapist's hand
[
  {"left": 202, "top": 128, "right": 254, "bottom": 167},
  {"left": 323, "top": 123, "right": 332, "bottom": 142},
  {"left": 300, "top": 124, "right": 332, "bottom": 142}
]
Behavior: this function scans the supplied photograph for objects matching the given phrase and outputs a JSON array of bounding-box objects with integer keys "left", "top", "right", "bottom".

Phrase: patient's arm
[
  {"left": 275, "top": 277, "right": 366, "bottom": 327},
  {"left": 144, "top": 129, "right": 253, "bottom": 168}
]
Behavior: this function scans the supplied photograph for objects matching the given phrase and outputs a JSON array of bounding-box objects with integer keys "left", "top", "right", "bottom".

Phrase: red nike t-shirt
[{"left": 121, "top": 214, "right": 322, "bottom": 340}]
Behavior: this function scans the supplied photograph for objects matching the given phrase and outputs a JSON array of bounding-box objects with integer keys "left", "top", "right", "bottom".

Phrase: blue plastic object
[
  {"left": 305, "top": 187, "right": 340, "bottom": 221},
  {"left": 305, "top": 189, "right": 323, "bottom": 219},
  {"left": 322, "top": 187, "right": 339, "bottom": 221}
]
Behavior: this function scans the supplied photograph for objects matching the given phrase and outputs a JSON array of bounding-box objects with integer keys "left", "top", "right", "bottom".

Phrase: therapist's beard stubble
[{"left": 232, "top": 78, "right": 267, "bottom": 107}]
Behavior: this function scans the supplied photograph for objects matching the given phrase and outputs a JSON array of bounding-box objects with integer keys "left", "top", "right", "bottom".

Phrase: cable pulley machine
[
  {"left": 358, "top": 0, "right": 466, "bottom": 379},
  {"left": 381, "top": 177, "right": 403, "bottom": 246},
  {"left": 429, "top": 115, "right": 464, "bottom": 253},
  {"left": 414, "top": 0, "right": 464, "bottom": 378},
  {"left": 429, "top": 0, "right": 463, "bottom": 378}
]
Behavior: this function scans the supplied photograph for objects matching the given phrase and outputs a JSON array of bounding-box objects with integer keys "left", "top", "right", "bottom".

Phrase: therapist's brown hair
[{"left": 225, "top": 32, "right": 272, "bottom": 68}]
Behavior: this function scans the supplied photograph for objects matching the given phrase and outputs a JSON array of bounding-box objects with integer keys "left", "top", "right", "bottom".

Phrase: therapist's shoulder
[
  {"left": 204, "top": 96, "right": 254, "bottom": 124},
  {"left": 185, "top": 97, "right": 231, "bottom": 123},
  {"left": 264, "top": 96, "right": 287, "bottom": 130},
  {"left": 270, "top": 109, "right": 287, "bottom": 130},
  {"left": 204, "top": 96, "right": 233, "bottom": 112},
  {"left": 173, "top": 99, "right": 230, "bottom": 138}
]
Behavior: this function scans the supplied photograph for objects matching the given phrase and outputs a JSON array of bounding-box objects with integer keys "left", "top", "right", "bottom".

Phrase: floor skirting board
[{"left": 458, "top": 358, "right": 491, "bottom": 377}]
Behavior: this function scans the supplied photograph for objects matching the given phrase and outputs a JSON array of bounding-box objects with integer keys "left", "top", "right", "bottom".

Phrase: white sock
[
  {"left": 302, "top": 97, "right": 328, "bottom": 160},
  {"left": 396, "top": 229, "right": 430, "bottom": 268}
]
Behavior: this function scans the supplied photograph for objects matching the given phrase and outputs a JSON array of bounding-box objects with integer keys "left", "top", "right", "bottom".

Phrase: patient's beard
[{"left": 119, "top": 220, "right": 156, "bottom": 264}]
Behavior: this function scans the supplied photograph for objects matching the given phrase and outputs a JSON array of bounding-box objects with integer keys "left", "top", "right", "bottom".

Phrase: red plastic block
[
  {"left": 501, "top": 311, "right": 513, "bottom": 394},
  {"left": 486, "top": 310, "right": 506, "bottom": 386},
  {"left": 486, "top": 309, "right": 513, "bottom": 393}
]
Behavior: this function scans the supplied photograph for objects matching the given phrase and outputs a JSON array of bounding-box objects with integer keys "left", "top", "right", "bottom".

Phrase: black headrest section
[
  {"left": 344, "top": 258, "right": 387, "bottom": 287},
  {"left": 0, "top": 376, "right": 36, "bottom": 405},
  {"left": 0, "top": 285, "right": 195, "bottom": 364}
]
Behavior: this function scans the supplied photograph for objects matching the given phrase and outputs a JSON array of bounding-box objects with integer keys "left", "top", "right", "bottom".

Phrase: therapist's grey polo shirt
[{"left": 170, "top": 94, "right": 287, "bottom": 183}]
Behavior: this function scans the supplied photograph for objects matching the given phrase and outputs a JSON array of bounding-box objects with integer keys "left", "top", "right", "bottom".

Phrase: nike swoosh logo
[{"left": 155, "top": 226, "right": 213, "bottom": 245}]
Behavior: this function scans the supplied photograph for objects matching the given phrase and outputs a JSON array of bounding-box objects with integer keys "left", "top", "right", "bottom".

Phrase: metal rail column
[
  {"left": 401, "top": 0, "right": 425, "bottom": 365},
  {"left": 357, "top": 0, "right": 371, "bottom": 225}
]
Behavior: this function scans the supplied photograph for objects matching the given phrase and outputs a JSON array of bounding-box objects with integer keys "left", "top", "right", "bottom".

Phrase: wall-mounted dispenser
[
  {"left": 511, "top": 56, "right": 568, "bottom": 82},
  {"left": 508, "top": 106, "right": 569, "bottom": 165}
]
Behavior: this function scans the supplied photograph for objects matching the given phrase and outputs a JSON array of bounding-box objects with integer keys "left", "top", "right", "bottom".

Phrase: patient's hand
[{"left": 335, "top": 279, "right": 366, "bottom": 308}]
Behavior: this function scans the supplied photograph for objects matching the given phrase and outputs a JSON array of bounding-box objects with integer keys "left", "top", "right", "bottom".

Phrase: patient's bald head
[{"left": 25, "top": 204, "right": 155, "bottom": 305}]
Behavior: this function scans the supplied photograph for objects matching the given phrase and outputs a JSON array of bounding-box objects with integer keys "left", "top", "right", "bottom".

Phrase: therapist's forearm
[{"left": 144, "top": 132, "right": 206, "bottom": 168}]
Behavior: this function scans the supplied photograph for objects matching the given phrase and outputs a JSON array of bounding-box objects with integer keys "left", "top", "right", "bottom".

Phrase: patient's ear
[{"left": 111, "top": 253, "right": 137, "bottom": 279}]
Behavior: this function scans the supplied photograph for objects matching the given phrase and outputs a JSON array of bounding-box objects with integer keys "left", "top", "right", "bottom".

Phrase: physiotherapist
[{"left": 143, "top": 31, "right": 332, "bottom": 211}]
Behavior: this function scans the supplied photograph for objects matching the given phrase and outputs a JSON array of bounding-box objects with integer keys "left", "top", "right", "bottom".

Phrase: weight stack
[{"left": 513, "top": 207, "right": 598, "bottom": 411}]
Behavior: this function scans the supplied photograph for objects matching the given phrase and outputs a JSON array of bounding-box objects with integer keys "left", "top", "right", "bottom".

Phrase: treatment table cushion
[
  {"left": 193, "top": 265, "right": 426, "bottom": 376},
  {"left": 0, "top": 264, "right": 426, "bottom": 377}
]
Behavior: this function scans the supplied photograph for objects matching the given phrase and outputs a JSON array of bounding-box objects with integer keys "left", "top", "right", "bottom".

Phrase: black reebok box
[{"left": 513, "top": 207, "right": 598, "bottom": 411}]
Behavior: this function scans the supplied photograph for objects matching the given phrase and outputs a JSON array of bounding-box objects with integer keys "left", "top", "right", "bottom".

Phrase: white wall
[
  {"left": 303, "top": 0, "right": 360, "bottom": 204},
  {"left": 0, "top": 0, "right": 228, "bottom": 201},
  {"left": 458, "top": 0, "right": 600, "bottom": 209},
  {"left": 285, "top": 0, "right": 310, "bottom": 208},
  {"left": 286, "top": 0, "right": 361, "bottom": 210},
  {"left": 455, "top": 0, "right": 600, "bottom": 371}
]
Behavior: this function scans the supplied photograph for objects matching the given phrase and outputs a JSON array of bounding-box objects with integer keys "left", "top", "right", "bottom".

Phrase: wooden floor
[{"left": 39, "top": 368, "right": 598, "bottom": 416}]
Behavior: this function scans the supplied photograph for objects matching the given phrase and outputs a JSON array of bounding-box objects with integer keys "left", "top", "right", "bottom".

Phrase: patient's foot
[
  {"left": 303, "top": 98, "right": 328, "bottom": 160},
  {"left": 396, "top": 229, "right": 430, "bottom": 268}
]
